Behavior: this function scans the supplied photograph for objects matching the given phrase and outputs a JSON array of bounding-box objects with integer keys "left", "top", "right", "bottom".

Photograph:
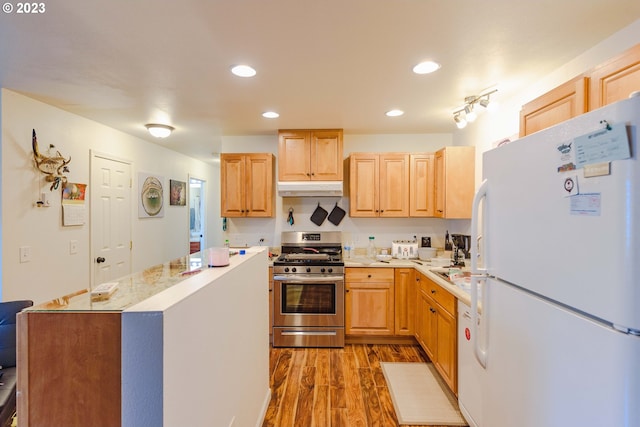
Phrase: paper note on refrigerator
[
  {"left": 573, "top": 123, "right": 630, "bottom": 168},
  {"left": 570, "top": 193, "right": 601, "bottom": 216}
]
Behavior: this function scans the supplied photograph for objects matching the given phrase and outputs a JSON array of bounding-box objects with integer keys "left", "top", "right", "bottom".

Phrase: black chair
[{"left": 0, "top": 300, "right": 33, "bottom": 427}]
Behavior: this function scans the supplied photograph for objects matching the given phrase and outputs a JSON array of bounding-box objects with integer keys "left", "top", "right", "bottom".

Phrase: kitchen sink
[{"left": 432, "top": 269, "right": 471, "bottom": 284}]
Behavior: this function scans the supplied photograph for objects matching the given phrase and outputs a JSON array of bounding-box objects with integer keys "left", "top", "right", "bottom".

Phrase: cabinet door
[
  {"left": 434, "top": 147, "right": 475, "bottom": 219},
  {"left": 394, "top": 268, "right": 415, "bottom": 335},
  {"left": 417, "top": 289, "right": 437, "bottom": 360},
  {"left": 409, "top": 153, "right": 435, "bottom": 217},
  {"left": 379, "top": 153, "right": 409, "bottom": 217},
  {"left": 310, "top": 130, "right": 343, "bottom": 181},
  {"left": 278, "top": 131, "right": 311, "bottom": 181},
  {"left": 220, "top": 154, "right": 246, "bottom": 217},
  {"left": 349, "top": 154, "right": 379, "bottom": 217},
  {"left": 435, "top": 309, "right": 457, "bottom": 394},
  {"left": 268, "top": 267, "right": 273, "bottom": 337},
  {"left": 346, "top": 283, "right": 394, "bottom": 335},
  {"left": 245, "top": 154, "right": 273, "bottom": 217},
  {"left": 434, "top": 150, "right": 445, "bottom": 218},
  {"left": 519, "top": 76, "right": 589, "bottom": 137},
  {"left": 589, "top": 43, "right": 640, "bottom": 110}
]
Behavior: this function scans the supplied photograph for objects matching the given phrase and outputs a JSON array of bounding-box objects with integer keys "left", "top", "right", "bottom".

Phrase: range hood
[{"left": 277, "top": 181, "right": 343, "bottom": 197}]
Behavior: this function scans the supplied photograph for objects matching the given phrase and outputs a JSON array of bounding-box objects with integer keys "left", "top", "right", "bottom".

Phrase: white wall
[
  {"left": 1, "top": 89, "right": 221, "bottom": 303},
  {"left": 454, "top": 19, "right": 640, "bottom": 185},
  {"left": 221, "top": 133, "right": 469, "bottom": 252}
]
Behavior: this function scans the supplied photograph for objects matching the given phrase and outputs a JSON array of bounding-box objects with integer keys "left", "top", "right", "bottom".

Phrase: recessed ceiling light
[
  {"left": 412, "top": 61, "right": 441, "bottom": 75},
  {"left": 386, "top": 109, "right": 404, "bottom": 117},
  {"left": 231, "top": 64, "right": 257, "bottom": 77},
  {"left": 262, "top": 111, "right": 279, "bottom": 119}
]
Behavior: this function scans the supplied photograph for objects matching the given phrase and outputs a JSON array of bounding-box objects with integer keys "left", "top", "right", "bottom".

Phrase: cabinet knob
[
  {"left": 346, "top": 289, "right": 350, "bottom": 292},
  {"left": 431, "top": 289, "right": 436, "bottom": 294},
  {"left": 96, "top": 257, "right": 106, "bottom": 264},
  {"left": 430, "top": 307, "right": 436, "bottom": 314},
  {"left": 367, "top": 274, "right": 372, "bottom": 278}
]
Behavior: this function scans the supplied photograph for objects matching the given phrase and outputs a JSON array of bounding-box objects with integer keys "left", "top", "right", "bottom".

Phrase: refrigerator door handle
[
  {"left": 471, "top": 274, "right": 488, "bottom": 368},
  {"left": 471, "top": 179, "right": 488, "bottom": 275}
]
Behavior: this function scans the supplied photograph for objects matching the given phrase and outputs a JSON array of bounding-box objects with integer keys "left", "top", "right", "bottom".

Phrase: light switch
[
  {"left": 70, "top": 240, "right": 78, "bottom": 255},
  {"left": 19, "top": 246, "right": 31, "bottom": 263}
]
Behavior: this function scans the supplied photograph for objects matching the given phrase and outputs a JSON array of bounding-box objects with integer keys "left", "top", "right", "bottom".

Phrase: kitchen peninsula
[{"left": 17, "top": 248, "right": 270, "bottom": 427}]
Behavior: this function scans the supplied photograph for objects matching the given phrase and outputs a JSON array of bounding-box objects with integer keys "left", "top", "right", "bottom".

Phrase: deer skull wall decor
[{"left": 31, "top": 129, "right": 71, "bottom": 190}]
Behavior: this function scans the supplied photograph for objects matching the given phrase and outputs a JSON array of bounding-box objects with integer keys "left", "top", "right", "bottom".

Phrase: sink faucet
[{"left": 452, "top": 244, "right": 465, "bottom": 267}]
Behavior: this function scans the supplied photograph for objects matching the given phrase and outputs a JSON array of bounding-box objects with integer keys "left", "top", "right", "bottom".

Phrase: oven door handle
[{"left": 273, "top": 275, "right": 344, "bottom": 283}]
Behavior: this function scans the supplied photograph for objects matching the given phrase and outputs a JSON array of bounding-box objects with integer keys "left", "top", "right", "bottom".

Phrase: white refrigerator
[{"left": 464, "top": 95, "right": 640, "bottom": 427}]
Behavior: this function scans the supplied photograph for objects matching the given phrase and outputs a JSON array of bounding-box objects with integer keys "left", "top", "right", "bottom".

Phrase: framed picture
[
  {"left": 169, "top": 179, "right": 187, "bottom": 206},
  {"left": 138, "top": 172, "right": 164, "bottom": 218}
]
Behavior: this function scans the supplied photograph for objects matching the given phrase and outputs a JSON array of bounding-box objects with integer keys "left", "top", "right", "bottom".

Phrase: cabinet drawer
[
  {"left": 346, "top": 267, "right": 394, "bottom": 283},
  {"left": 420, "top": 277, "right": 455, "bottom": 315}
]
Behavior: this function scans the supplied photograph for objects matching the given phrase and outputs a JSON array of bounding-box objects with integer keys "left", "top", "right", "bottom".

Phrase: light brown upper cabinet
[
  {"left": 220, "top": 153, "right": 274, "bottom": 217},
  {"left": 349, "top": 153, "right": 410, "bottom": 217},
  {"left": 520, "top": 43, "right": 640, "bottom": 136},
  {"left": 434, "top": 146, "right": 475, "bottom": 219},
  {"left": 519, "top": 76, "right": 589, "bottom": 137},
  {"left": 589, "top": 43, "right": 640, "bottom": 110},
  {"left": 277, "top": 129, "right": 343, "bottom": 181},
  {"left": 409, "top": 153, "right": 435, "bottom": 217}
]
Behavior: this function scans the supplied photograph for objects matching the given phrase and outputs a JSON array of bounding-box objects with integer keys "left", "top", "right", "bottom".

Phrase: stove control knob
[
  {"left": 284, "top": 267, "right": 289, "bottom": 273},
  {"left": 320, "top": 268, "right": 326, "bottom": 273},
  {"left": 306, "top": 267, "right": 311, "bottom": 273},
  {"left": 328, "top": 268, "right": 333, "bottom": 273},
  {"left": 292, "top": 267, "right": 297, "bottom": 273}
]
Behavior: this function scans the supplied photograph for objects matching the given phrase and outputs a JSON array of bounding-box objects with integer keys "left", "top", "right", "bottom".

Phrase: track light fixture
[
  {"left": 452, "top": 89, "right": 497, "bottom": 128},
  {"left": 453, "top": 113, "right": 467, "bottom": 129}
]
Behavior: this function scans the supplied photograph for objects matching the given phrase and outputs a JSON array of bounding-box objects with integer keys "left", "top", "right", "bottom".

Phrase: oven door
[
  {"left": 273, "top": 274, "right": 345, "bottom": 347},
  {"left": 273, "top": 274, "right": 344, "bottom": 327}
]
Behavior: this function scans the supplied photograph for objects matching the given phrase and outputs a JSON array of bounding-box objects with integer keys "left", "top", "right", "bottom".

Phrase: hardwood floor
[{"left": 262, "top": 344, "right": 468, "bottom": 427}]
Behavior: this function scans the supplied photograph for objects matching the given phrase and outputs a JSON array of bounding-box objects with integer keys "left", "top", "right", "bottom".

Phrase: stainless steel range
[{"left": 272, "top": 231, "right": 345, "bottom": 348}]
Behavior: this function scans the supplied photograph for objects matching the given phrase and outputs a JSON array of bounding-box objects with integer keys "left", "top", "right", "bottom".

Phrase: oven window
[{"left": 281, "top": 283, "right": 336, "bottom": 314}]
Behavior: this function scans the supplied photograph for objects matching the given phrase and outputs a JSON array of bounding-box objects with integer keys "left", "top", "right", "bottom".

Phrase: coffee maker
[{"left": 451, "top": 234, "right": 471, "bottom": 266}]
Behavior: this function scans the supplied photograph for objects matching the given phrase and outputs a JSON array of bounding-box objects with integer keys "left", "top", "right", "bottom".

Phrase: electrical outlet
[
  {"left": 19, "top": 246, "right": 31, "bottom": 263},
  {"left": 70, "top": 240, "right": 78, "bottom": 255}
]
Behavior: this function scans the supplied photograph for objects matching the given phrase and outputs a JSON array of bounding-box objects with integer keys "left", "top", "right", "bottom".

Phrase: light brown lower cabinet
[
  {"left": 345, "top": 268, "right": 395, "bottom": 335},
  {"left": 269, "top": 267, "right": 273, "bottom": 340},
  {"left": 415, "top": 272, "right": 458, "bottom": 395},
  {"left": 394, "top": 268, "right": 415, "bottom": 335}
]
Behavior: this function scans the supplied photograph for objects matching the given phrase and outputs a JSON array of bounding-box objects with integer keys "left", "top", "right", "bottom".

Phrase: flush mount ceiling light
[
  {"left": 412, "top": 60, "right": 441, "bottom": 75},
  {"left": 145, "top": 123, "right": 174, "bottom": 138},
  {"left": 452, "top": 89, "right": 498, "bottom": 129},
  {"left": 231, "top": 64, "right": 257, "bottom": 77},
  {"left": 262, "top": 111, "right": 280, "bottom": 118},
  {"left": 385, "top": 109, "right": 404, "bottom": 117}
]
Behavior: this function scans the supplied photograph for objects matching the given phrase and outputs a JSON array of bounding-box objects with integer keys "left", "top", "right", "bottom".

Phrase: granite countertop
[
  {"left": 344, "top": 257, "right": 473, "bottom": 305},
  {"left": 29, "top": 247, "right": 267, "bottom": 312}
]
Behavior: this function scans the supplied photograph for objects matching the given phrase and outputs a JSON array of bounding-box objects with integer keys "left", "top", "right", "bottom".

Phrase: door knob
[{"left": 96, "top": 257, "right": 106, "bottom": 263}]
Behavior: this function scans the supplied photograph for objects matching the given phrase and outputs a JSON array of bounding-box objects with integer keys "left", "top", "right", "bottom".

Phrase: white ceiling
[{"left": 2, "top": 0, "right": 640, "bottom": 161}]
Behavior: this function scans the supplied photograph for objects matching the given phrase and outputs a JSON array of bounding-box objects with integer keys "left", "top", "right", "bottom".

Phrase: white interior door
[
  {"left": 91, "top": 152, "right": 132, "bottom": 286},
  {"left": 189, "top": 177, "right": 206, "bottom": 254}
]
